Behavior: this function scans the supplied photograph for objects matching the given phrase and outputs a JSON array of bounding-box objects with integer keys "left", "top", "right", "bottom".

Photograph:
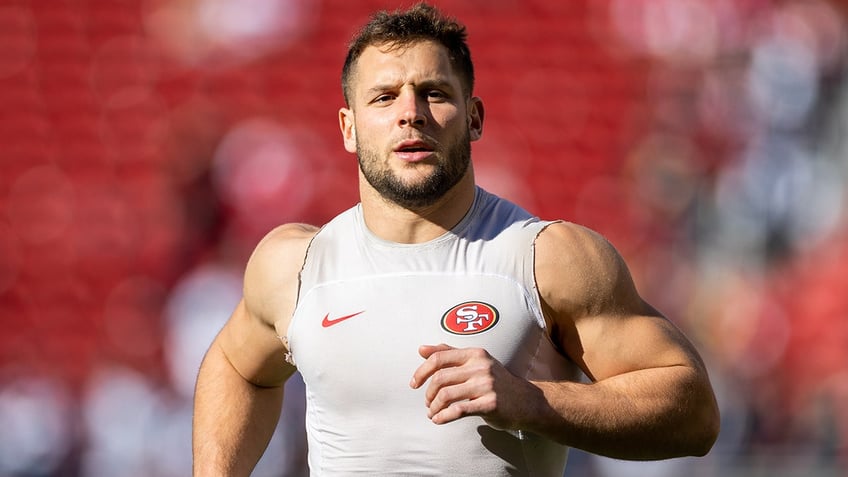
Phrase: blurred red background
[{"left": 1, "top": 0, "right": 847, "bottom": 475}]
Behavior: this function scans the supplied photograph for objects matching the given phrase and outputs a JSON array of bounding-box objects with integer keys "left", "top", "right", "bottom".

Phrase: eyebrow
[{"left": 365, "top": 78, "right": 457, "bottom": 97}]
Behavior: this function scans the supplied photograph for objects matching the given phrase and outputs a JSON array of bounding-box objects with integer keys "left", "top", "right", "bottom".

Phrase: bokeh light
[{"left": 1, "top": 0, "right": 847, "bottom": 475}]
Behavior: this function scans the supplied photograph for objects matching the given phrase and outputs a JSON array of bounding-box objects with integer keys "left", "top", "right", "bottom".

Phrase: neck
[{"left": 359, "top": 170, "right": 477, "bottom": 244}]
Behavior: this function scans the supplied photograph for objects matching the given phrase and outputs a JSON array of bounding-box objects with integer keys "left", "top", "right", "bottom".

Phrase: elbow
[
  {"left": 681, "top": 362, "right": 722, "bottom": 457},
  {"left": 689, "top": 425, "right": 719, "bottom": 458},
  {"left": 699, "top": 407, "right": 721, "bottom": 457},
  {"left": 665, "top": 369, "right": 722, "bottom": 458},
  {"left": 689, "top": 392, "right": 721, "bottom": 457}
]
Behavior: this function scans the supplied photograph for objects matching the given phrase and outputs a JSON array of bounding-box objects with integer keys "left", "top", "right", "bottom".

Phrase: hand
[{"left": 409, "top": 343, "right": 538, "bottom": 429}]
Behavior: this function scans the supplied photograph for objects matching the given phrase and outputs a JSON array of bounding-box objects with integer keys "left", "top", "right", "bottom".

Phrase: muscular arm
[
  {"left": 192, "top": 301, "right": 290, "bottom": 476},
  {"left": 412, "top": 222, "right": 719, "bottom": 460},
  {"left": 529, "top": 222, "right": 719, "bottom": 459},
  {"left": 192, "top": 223, "right": 317, "bottom": 476}
]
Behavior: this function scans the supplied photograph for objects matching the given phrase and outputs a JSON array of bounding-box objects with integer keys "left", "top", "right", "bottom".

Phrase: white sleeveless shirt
[{"left": 288, "top": 187, "right": 579, "bottom": 476}]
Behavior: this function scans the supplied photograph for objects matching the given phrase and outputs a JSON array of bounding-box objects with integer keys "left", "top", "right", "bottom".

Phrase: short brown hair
[{"left": 341, "top": 2, "right": 475, "bottom": 106}]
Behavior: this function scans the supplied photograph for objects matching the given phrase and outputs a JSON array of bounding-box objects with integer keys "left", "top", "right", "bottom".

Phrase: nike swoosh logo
[{"left": 321, "top": 311, "right": 365, "bottom": 328}]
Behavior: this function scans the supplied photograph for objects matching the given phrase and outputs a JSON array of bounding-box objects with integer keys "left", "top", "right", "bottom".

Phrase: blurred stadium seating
[{"left": 1, "top": 0, "right": 847, "bottom": 475}]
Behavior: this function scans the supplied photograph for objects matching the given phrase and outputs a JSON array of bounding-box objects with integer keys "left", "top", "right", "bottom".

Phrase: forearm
[
  {"left": 193, "top": 341, "right": 285, "bottom": 476},
  {"left": 529, "top": 365, "right": 719, "bottom": 460}
]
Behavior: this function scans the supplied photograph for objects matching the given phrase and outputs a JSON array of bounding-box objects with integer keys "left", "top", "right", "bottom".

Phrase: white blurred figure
[
  {"left": 79, "top": 263, "right": 307, "bottom": 476},
  {"left": 80, "top": 366, "right": 162, "bottom": 477},
  {"left": 164, "top": 262, "right": 308, "bottom": 476},
  {"left": 0, "top": 375, "right": 73, "bottom": 476},
  {"left": 144, "top": 0, "right": 318, "bottom": 69},
  {"left": 164, "top": 263, "right": 243, "bottom": 400}
]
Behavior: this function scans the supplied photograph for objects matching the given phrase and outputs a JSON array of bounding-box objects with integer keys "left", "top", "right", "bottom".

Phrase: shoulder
[
  {"left": 535, "top": 221, "right": 640, "bottom": 317},
  {"left": 243, "top": 223, "right": 320, "bottom": 328},
  {"left": 252, "top": 222, "right": 320, "bottom": 254},
  {"left": 535, "top": 221, "right": 623, "bottom": 273},
  {"left": 246, "top": 223, "right": 320, "bottom": 281}
]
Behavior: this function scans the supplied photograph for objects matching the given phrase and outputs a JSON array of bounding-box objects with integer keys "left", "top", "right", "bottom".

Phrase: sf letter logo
[{"left": 441, "top": 301, "right": 499, "bottom": 335}]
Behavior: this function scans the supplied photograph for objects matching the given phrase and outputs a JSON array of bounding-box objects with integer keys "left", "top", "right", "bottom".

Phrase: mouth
[
  {"left": 393, "top": 139, "right": 435, "bottom": 162},
  {"left": 394, "top": 139, "right": 435, "bottom": 153},
  {"left": 393, "top": 139, "right": 436, "bottom": 163}
]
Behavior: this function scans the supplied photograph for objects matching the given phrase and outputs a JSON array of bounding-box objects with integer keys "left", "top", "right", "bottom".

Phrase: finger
[
  {"left": 427, "top": 370, "right": 495, "bottom": 413},
  {"left": 422, "top": 365, "right": 474, "bottom": 406},
  {"left": 418, "top": 343, "right": 453, "bottom": 359},
  {"left": 410, "top": 344, "right": 460, "bottom": 389},
  {"left": 431, "top": 399, "right": 468, "bottom": 424},
  {"left": 426, "top": 380, "right": 476, "bottom": 420},
  {"left": 431, "top": 400, "right": 473, "bottom": 424},
  {"left": 430, "top": 392, "right": 497, "bottom": 425}
]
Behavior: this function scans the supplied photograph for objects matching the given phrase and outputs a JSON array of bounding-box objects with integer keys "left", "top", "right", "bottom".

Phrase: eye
[
  {"left": 372, "top": 94, "right": 395, "bottom": 104},
  {"left": 425, "top": 90, "right": 447, "bottom": 102}
]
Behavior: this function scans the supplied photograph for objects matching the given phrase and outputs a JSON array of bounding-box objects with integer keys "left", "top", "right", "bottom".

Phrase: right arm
[{"left": 192, "top": 223, "right": 318, "bottom": 476}]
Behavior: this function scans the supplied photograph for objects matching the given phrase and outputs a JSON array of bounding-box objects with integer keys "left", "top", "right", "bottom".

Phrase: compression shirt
[{"left": 288, "top": 187, "right": 578, "bottom": 476}]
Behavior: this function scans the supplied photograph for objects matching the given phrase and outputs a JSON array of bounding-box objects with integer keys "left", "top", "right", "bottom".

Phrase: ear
[
  {"left": 339, "top": 107, "right": 357, "bottom": 153},
  {"left": 467, "top": 96, "right": 484, "bottom": 142}
]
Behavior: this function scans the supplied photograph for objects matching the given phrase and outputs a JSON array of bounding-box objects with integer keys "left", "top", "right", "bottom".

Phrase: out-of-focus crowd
[{"left": 1, "top": 1, "right": 846, "bottom": 475}]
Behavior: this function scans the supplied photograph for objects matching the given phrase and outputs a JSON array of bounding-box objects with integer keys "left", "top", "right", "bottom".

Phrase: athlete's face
[{"left": 339, "top": 40, "right": 484, "bottom": 209}]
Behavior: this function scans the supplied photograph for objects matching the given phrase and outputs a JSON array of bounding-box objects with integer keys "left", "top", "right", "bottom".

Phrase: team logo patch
[{"left": 441, "top": 301, "right": 499, "bottom": 335}]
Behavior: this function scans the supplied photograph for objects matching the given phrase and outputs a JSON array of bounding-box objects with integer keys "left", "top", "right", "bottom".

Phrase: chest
[{"left": 288, "top": 272, "right": 545, "bottom": 406}]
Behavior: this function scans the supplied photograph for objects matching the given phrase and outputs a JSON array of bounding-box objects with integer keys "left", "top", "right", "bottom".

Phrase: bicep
[
  {"left": 218, "top": 298, "right": 296, "bottom": 387},
  {"left": 537, "top": 222, "right": 705, "bottom": 382},
  {"left": 574, "top": 310, "right": 704, "bottom": 382}
]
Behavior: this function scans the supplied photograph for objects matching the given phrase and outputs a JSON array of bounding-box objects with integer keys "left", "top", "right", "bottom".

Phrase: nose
[{"left": 397, "top": 91, "right": 426, "bottom": 128}]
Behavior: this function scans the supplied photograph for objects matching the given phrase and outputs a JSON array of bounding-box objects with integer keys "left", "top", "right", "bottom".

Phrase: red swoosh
[{"left": 321, "top": 311, "right": 365, "bottom": 328}]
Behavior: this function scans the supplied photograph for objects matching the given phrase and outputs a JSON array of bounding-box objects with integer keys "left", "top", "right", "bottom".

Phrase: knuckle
[
  {"left": 432, "top": 351, "right": 448, "bottom": 367},
  {"left": 436, "top": 386, "right": 456, "bottom": 404},
  {"left": 451, "top": 400, "right": 469, "bottom": 416},
  {"left": 431, "top": 369, "right": 446, "bottom": 387},
  {"left": 424, "top": 387, "right": 437, "bottom": 404},
  {"left": 476, "top": 394, "right": 497, "bottom": 415},
  {"left": 480, "top": 375, "right": 495, "bottom": 391},
  {"left": 470, "top": 364, "right": 495, "bottom": 381}
]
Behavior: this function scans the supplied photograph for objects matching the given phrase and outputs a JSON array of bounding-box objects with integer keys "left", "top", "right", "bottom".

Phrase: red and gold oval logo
[{"left": 441, "top": 301, "right": 499, "bottom": 335}]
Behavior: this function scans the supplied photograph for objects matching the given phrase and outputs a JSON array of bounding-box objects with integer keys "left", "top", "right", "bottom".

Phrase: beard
[{"left": 357, "top": 131, "right": 472, "bottom": 209}]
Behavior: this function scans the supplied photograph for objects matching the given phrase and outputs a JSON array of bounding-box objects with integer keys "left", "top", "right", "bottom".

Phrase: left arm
[{"left": 410, "top": 222, "right": 719, "bottom": 460}]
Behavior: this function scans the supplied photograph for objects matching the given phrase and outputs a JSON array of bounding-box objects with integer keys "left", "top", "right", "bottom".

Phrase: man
[{"left": 192, "top": 3, "right": 720, "bottom": 476}]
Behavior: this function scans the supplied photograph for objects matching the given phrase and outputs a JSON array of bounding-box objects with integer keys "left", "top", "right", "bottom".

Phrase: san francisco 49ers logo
[{"left": 441, "top": 301, "right": 499, "bottom": 335}]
